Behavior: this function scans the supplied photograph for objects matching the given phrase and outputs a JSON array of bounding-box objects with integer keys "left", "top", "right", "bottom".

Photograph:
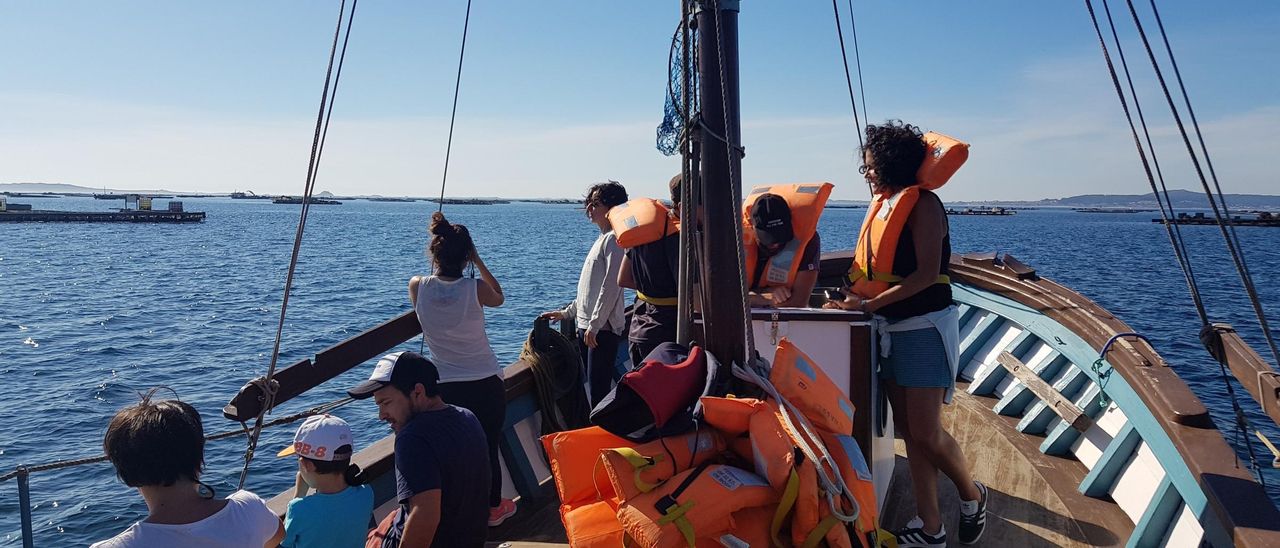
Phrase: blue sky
[{"left": 2, "top": 1, "right": 1276, "bottom": 201}]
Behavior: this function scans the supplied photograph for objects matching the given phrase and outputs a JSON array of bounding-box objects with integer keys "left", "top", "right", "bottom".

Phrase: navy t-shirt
[
  {"left": 391, "top": 404, "right": 490, "bottom": 548},
  {"left": 626, "top": 233, "right": 680, "bottom": 345}
]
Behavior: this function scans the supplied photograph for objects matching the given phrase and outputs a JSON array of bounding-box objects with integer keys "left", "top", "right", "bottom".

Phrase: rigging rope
[
  {"left": 1094, "top": 0, "right": 1207, "bottom": 325},
  {"left": 238, "top": 0, "right": 360, "bottom": 491},
  {"left": 845, "top": 0, "right": 870, "bottom": 130},
  {"left": 830, "top": 0, "right": 864, "bottom": 152},
  {"left": 436, "top": 0, "right": 474, "bottom": 212},
  {"left": 1129, "top": 0, "right": 1280, "bottom": 371},
  {"left": 1085, "top": 0, "right": 1268, "bottom": 488},
  {"left": 708, "top": 0, "right": 757, "bottom": 362}
]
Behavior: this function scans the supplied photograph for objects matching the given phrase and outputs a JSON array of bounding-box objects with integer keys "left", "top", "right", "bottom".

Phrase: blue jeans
[{"left": 579, "top": 328, "right": 623, "bottom": 407}]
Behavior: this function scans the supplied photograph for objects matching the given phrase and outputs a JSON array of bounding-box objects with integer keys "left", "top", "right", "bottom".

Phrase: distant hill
[
  {"left": 0, "top": 182, "right": 186, "bottom": 195},
  {"left": 997, "top": 189, "right": 1280, "bottom": 210}
]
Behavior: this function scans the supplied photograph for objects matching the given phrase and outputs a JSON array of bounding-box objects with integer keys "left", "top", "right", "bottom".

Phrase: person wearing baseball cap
[
  {"left": 349, "top": 351, "right": 490, "bottom": 548},
  {"left": 746, "top": 192, "right": 822, "bottom": 308},
  {"left": 277, "top": 414, "right": 373, "bottom": 548}
]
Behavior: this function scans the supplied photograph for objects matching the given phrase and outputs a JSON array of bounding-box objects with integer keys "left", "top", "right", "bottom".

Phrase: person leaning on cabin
[
  {"left": 277, "top": 414, "right": 374, "bottom": 548},
  {"left": 540, "top": 181, "right": 628, "bottom": 405},
  {"left": 407, "top": 212, "right": 518, "bottom": 527},
  {"left": 349, "top": 352, "right": 490, "bottom": 548},
  {"left": 825, "top": 120, "right": 988, "bottom": 547},
  {"left": 745, "top": 192, "right": 821, "bottom": 308},
  {"left": 618, "top": 173, "right": 683, "bottom": 367},
  {"left": 91, "top": 389, "right": 284, "bottom": 548}
]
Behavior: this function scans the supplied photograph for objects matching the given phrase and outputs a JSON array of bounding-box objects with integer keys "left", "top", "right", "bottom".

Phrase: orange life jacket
[
  {"left": 616, "top": 464, "right": 778, "bottom": 548},
  {"left": 608, "top": 198, "right": 679, "bottom": 249},
  {"left": 742, "top": 182, "right": 833, "bottom": 290},
  {"left": 849, "top": 132, "right": 967, "bottom": 298},
  {"left": 770, "top": 338, "right": 855, "bottom": 435},
  {"left": 598, "top": 428, "right": 724, "bottom": 505}
]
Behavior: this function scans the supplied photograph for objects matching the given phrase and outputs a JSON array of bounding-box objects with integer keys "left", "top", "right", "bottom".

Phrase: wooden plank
[
  {"left": 224, "top": 311, "right": 422, "bottom": 421},
  {"left": 1211, "top": 324, "right": 1280, "bottom": 427},
  {"left": 1128, "top": 476, "right": 1181, "bottom": 548},
  {"left": 1041, "top": 384, "right": 1104, "bottom": 456},
  {"left": 968, "top": 330, "right": 1035, "bottom": 396},
  {"left": 994, "top": 353, "right": 1066, "bottom": 417},
  {"left": 998, "top": 352, "right": 1093, "bottom": 432},
  {"left": 1078, "top": 423, "right": 1141, "bottom": 497}
]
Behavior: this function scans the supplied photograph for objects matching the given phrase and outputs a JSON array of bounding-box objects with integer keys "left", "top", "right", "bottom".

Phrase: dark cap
[
  {"left": 347, "top": 351, "right": 439, "bottom": 399},
  {"left": 750, "top": 193, "right": 794, "bottom": 247}
]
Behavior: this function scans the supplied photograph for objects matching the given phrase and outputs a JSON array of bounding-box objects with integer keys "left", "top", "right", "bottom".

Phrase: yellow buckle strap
[
  {"left": 637, "top": 291, "right": 679, "bottom": 306},
  {"left": 655, "top": 500, "right": 698, "bottom": 547},
  {"left": 801, "top": 515, "right": 842, "bottom": 548},
  {"left": 606, "top": 447, "right": 660, "bottom": 493},
  {"left": 770, "top": 468, "right": 802, "bottom": 548}
]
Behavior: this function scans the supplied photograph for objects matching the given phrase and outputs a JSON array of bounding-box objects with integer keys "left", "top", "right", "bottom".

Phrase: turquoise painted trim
[
  {"left": 994, "top": 354, "right": 1067, "bottom": 417},
  {"left": 952, "top": 284, "right": 1215, "bottom": 538},
  {"left": 957, "top": 313, "right": 1005, "bottom": 381},
  {"left": 1016, "top": 366, "right": 1087, "bottom": 435},
  {"left": 968, "top": 330, "right": 1036, "bottom": 396},
  {"left": 1129, "top": 476, "right": 1182, "bottom": 548},
  {"left": 1079, "top": 422, "right": 1141, "bottom": 497},
  {"left": 1041, "top": 383, "right": 1104, "bottom": 456},
  {"left": 956, "top": 303, "right": 976, "bottom": 327},
  {"left": 500, "top": 392, "right": 544, "bottom": 501}
]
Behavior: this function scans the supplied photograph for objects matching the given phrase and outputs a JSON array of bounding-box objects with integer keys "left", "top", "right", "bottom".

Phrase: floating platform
[
  {"left": 1153, "top": 212, "right": 1280, "bottom": 227},
  {"left": 0, "top": 209, "right": 205, "bottom": 223},
  {"left": 947, "top": 207, "right": 1016, "bottom": 216},
  {"left": 1073, "top": 207, "right": 1154, "bottom": 213},
  {"left": 273, "top": 196, "right": 341, "bottom": 205},
  {"left": 424, "top": 197, "right": 510, "bottom": 205}
]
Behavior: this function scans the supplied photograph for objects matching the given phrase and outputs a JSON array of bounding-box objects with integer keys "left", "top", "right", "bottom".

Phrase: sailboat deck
[{"left": 880, "top": 383, "right": 1133, "bottom": 547}]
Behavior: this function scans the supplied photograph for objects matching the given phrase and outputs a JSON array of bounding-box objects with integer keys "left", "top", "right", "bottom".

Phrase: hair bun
[{"left": 429, "top": 212, "right": 452, "bottom": 236}]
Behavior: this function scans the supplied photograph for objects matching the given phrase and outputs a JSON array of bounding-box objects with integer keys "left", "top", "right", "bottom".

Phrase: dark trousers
[
  {"left": 629, "top": 339, "right": 664, "bottom": 372},
  {"left": 578, "top": 328, "right": 623, "bottom": 407},
  {"left": 437, "top": 374, "right": 506, "bottom": 508}
]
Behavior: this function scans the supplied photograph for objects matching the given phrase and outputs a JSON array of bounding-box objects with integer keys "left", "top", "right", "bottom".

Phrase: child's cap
[{"left": 277, "top": 414, "right": 354, "bottom": 462}]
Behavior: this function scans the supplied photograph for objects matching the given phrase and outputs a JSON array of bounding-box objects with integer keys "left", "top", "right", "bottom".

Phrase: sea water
[{"left": 1, "top": 196, "right": 1277, "bottom": 545}]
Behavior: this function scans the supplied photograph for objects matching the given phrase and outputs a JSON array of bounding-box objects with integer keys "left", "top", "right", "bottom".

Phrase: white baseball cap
[{"left": 277, "top": 414, "right": 354, "bottom": 461}]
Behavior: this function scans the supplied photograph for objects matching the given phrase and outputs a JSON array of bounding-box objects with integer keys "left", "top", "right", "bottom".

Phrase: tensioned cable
[
  {"left": 1086, "top": 0, "right": 1265, "bottom": 487},
  {"left": 1135, "top": 0, "right": 1280, "bottom": 370},
  {"left": 830, "top": 0, "right": 864, "bottom": 153},
  {"left": 436, "top": 0, "right": 474, "bottom": 212},
  {"left": 1097, "top": 0, "right": 1206, "bottom": 324},
  {"left": 845, "top": 0, "right": 870, "bottom": 127},
  {"left": 239, "top": 0, "right": 359, "bottom": 491}
]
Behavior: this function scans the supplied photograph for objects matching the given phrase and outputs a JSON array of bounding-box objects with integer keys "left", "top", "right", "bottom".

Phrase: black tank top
[{"left": 876, "top": 191, "right": 953, "bottom": 320}]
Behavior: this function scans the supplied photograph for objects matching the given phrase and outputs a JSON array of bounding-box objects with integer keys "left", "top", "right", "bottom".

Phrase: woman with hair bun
[{"left": 407, "top": 211, "right": 517, "bottom": 526}]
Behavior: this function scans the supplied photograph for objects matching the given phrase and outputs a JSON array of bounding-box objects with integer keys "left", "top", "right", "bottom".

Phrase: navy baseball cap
[
  {"left": 347, "top": 351, "right": 440, "bottom": 399},
  {"left": 750, "top": 193, "right": 794, "bottom": 247}
]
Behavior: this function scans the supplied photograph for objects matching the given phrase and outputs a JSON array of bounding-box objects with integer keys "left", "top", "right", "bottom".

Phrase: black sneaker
[
  {"left": 894, "top": 517, "right": 946, "bottom": 548},
  {"left": 958, "top": 480, "right": 988, "bottom": 544}
]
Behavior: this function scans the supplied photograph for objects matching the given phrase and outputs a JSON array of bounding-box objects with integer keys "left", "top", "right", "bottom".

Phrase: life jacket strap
[
  {"left": 606, "top": 447, "right": 660, "bottom": 493},
  {"left": 771, "top": 467, "right": 802, "bottom": 548},
  {"left": 801, "top": 515, "right": 842, "bottom": 548},
  {"left": 636, "top": 291, "right": 679, "bottom": 306},
  {"left": 848, "top": 267, "right": 950, "bottom": 286}
]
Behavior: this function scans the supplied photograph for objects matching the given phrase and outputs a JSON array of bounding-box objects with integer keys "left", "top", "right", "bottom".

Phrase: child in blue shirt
[{"left": 278, "top": 414, "right": 374, "bottom": 548}]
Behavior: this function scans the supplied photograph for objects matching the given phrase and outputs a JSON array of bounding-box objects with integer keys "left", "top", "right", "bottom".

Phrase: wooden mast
[{"left": 693, "top": 0, "right": 747, "bottom": 366}]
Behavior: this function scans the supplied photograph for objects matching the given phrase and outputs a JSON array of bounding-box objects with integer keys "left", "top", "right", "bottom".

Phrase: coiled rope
[
  {"left": 520, "top": 321, "right": 590, "bottom": 434},
  {"left": 237, "top": 0, "right": 360, "bottom": 491}
]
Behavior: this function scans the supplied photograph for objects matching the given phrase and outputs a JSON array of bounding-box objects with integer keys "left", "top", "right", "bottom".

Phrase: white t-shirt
[{"left": 90, "top": 490, "right": 280, "bottom": 548}]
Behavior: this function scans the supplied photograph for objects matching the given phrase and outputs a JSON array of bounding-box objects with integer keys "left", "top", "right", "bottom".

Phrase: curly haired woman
[{"left": 827, "top": 121, "right": 987, "bottom": 547}]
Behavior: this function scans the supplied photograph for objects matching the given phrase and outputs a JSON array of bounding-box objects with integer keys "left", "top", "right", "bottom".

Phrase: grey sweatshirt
[{"left": 562, "top": 231, "right": 626, "bottom": 335}]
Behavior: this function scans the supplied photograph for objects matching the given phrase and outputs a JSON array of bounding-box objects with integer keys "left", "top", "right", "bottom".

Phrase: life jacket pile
[
  {"left": 848, "top": 131, "right": 968, "bottom": 299},
  {"left": 542, "top": 337, "right": 880, "bottom": 547}
]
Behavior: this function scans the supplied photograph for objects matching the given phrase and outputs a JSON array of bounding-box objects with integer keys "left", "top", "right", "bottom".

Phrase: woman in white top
[
  {"left": 407, "top": 211, "right": 516, "bottom": 527},
  {"left": 92, "top": 390, "right": 284, "bottom": 548}
]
